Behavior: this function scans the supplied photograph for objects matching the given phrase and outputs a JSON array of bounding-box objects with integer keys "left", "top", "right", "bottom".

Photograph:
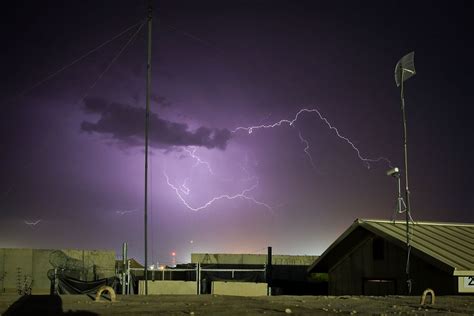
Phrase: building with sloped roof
[{"left": 308, "top": 219, "right": 474, "bottom": 295}]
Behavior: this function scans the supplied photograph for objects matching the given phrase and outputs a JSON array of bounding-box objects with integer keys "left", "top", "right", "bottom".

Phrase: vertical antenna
[
  {"left": 400, "top": 72, "right": 412, "bottom": 294},
  {"left": 394, "top": 51, "right": 416, "bottom": 294},
  {"left": 144, "top": 0, "right": 153, "bottom": 296}
]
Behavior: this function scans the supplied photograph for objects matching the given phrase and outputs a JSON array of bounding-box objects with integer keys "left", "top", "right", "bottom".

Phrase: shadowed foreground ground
[{"left": 0, "top": 294, "right": 473, "bottom": 315}]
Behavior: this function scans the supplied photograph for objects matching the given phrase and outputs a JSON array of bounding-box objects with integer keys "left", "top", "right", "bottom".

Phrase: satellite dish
[{"left": 394, "top": 51, "right": 416, "bottom": 87}]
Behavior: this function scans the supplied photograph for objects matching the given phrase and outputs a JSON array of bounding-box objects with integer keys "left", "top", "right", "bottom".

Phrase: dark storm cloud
[{"left": 80, "top": 97, "right": 231, "bottom": 149}]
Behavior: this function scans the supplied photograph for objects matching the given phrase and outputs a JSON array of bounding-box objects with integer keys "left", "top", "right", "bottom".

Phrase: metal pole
[
  {"left": 267, "top": 246, "right": 272, "bottom": 296},
  {"left": 400, "top": 71, "right": 412, "bottom": 294},
  {"left": 197, "top": 263, "right": 201, "bottom": 295},
  {"left": 127, "top": 259, "right": 131, "bottom": 294},
  {"left": 53, "top": 268, "right": 58, "bottom": 295},
  {"left": 122, "top": 242, "right": 128, "bottom": 295},
  {"left": 397, "top": 175, "right": 402, "bottom": 213},
  {"left": 144, "top": 0, "right": 153, "bottom": 296}
]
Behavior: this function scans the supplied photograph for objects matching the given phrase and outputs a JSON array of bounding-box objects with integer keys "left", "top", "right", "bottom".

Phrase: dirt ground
[{"left": 0, "top": 294, "right": 473, "bottom": 315}]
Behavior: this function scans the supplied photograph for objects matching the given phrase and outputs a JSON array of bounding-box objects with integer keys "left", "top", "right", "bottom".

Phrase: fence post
[
  {"left": 54, "top": 268, "right": 58, "bottom": 295},
  {"left": 197, "top": 263, "right": 201, "bottom": 295},
  {"left": 127, "top": 259, "right": 131, "bottom": 295},
  {"left": 267, "top": 246, "right": 272, "bottom": 296}
]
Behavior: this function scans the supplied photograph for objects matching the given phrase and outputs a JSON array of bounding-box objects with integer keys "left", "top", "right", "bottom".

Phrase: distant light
[
  {"left": 190, "top": 240, "right": 194, "bottom": 244},
  {"left": 171, "top": 251, "right": 176, "bottom": 257},
  {"left": 159, "top": 265, "right": 165, "bottom": 270}
]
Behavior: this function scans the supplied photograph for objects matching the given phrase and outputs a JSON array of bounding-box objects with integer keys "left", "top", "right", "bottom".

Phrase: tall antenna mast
[
  {"left": 144, "top": 0, "right": 153, "bottom": 296},
  {"left": 394, "top": 51, "right": 416, "bottom": 294}
]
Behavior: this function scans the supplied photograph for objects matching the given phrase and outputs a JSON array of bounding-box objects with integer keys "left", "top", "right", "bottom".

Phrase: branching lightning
[
  {"left": 180, "top": 178, "right": 191, "bottom": 195},
  {"left": 164, "top": 146, "right": 272, "bottom": 212},
  {"left": 232, "top": 108, "right": 392, "bottom": 169},
  {"left": 164, "top": 170, "right": 273, "bottom": 213},
  {"left": 298, "top": 131, "right": 316, "bottom": 169},
  {"left": 183, "top": 147, "right": 214, "bottom": 175},
  {"left": 165, "top": 108, "right": 391, "bottom": 212}
]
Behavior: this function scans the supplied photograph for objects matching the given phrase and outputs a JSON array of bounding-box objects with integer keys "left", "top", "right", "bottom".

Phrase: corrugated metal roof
[
  {"left": 360, "top": 219, "right": 474, "bottom": 272},
  {"left": 309, "top": 218, "right": 474, "bottom": 274}
]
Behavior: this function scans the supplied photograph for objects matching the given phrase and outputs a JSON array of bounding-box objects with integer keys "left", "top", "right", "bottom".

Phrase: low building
[{"left": 308, "top": 219, "right": 474, "bottom": 295}]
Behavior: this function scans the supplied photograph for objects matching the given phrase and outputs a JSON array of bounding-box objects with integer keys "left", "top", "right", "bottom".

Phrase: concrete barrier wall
[
  {"left": 0, "top": 248, "right": 115, "bottom": 294},
  {"left": 138, "top": 280, "right": 197, "bottom": 295},
  {"left": 32, "top": 249, "right": 53, "bottom": 293},
  {"left": 211, "top": 281, "right": 268, "bottom": 296},
  {"left": 191, "top": 253, "right": 318, "bottom": 265},
  {"left": 0, "top": 248, "right": 33, "bottom": 293}
]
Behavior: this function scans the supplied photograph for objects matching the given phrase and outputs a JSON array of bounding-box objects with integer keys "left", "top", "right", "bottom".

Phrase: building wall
[
  {"left": 0, "top": 248, "right": 115, "bottom": 294},
  {"left": 191, "top": 253, "right": 317, "bottom": 266},
  {"left": 211, "top": 281, "right": 268, "bottom": 296},
  {"left": 328, "top": 237, "right": 457, "bottom": 295},
  {"left": 138, "top": 280, "right": 197, "bottom": 295},
  {"left": 0, "top": 249, "right": 33, "bottom": 294}
]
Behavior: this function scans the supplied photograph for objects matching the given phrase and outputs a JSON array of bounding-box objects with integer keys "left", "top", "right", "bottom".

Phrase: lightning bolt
[
  {"left": 24, "top": 219, "right": 41, "bottom": 226},
  {"left": 165, "top": 108, "right": 389, "bottom": 212},
  {"left": 298, "top": 131, "right": 316, "bottom": 169},
  {"left": 180, "top": 178, "right": 191, "bottom": 195},
  {"left": 232, "top": 108, "right": 393, "bottom": 169},
  {"left": 183, "top": 147, "right": 214, "bottom": 175},
  {"left": 164, "top": 170, "right": 273, "bottom": 213},
  {"left": 116, "top": 209, "right": 136, "bottom": 216}
]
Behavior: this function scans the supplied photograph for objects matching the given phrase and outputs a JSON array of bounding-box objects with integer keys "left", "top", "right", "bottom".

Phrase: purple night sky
[{"left": 1, "top": 1, "right": 473, "bottom": 266}]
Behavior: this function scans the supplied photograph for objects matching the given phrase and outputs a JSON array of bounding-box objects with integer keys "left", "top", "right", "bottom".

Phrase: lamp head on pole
[
  {"left": 395, "top": 51, "right": 416, "bottom": 87},
  {"left": 386, "top": 167, "right": 400, "bottom": 178}
]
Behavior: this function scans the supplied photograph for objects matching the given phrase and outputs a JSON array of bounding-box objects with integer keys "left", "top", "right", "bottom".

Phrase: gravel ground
[{"left": 1, "top": 294, "right": 473, "bottom": 315}]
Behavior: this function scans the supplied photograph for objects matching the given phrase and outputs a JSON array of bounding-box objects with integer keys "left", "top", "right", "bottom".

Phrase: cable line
[
  {"left": 77, "top": 20, "right": 146, "bottom": 104},
  {"left": 19, "top": 19, "right": 146, "bottom": 97}
]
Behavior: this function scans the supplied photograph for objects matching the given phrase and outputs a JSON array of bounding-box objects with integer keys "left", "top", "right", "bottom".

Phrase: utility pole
[{"left": 144, "top": 0, "right": 153, "bottom": 296}]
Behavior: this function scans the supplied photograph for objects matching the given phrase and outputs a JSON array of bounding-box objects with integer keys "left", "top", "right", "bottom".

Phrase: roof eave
[{"left": 307, "top": 219, "right": 363, "bottom": 273}]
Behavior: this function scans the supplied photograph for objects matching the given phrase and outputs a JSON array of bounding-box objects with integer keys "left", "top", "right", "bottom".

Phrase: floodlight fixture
[
  {"left": 388, "top": 165, "right": 406, "bottom": 219},
  {"left": 386, "top": 167, "right": 400, "bottom": 178}
]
